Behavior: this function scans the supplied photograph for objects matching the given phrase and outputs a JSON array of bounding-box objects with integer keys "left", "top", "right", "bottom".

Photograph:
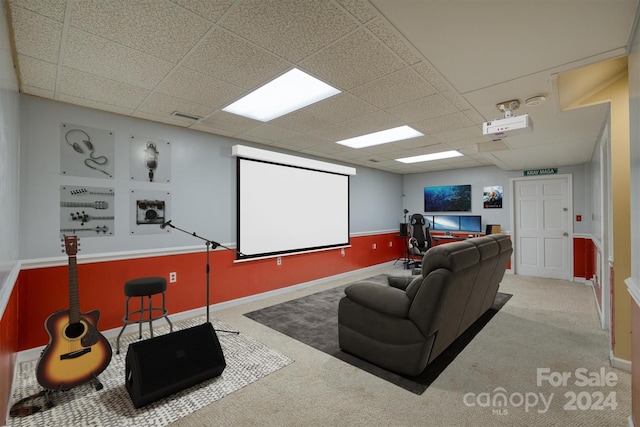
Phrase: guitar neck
[{"left": 68, "top": 255, "right": 80, "bottom": 324}]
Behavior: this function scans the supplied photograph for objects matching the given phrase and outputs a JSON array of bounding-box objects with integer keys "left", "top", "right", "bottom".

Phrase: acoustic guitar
[{"left": 36, "top": 235, "right": 112, "bottom": 391}]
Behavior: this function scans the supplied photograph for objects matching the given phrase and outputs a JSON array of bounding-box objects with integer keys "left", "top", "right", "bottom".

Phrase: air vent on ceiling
[
  {"left": 170, "top": 111, "right": 202, "bottom": 121},
  {"left": 369, "top": 159, "right": 380, "bottom": 162}
]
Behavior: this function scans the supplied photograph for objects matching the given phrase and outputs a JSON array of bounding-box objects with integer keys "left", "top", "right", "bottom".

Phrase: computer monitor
[
  {"left": 459, "top": 215, "right": 482, "bottom": 233},
  {"left": 423, "top": 215, "right": 434, "bottom": 229},
  {"left": 433, "top": 215, "right": 460, "bottom": 231}
]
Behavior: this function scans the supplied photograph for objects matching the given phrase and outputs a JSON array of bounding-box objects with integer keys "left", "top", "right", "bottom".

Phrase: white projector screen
[{"left": 236, "top": 156, "right": 350, "bottom": 259}]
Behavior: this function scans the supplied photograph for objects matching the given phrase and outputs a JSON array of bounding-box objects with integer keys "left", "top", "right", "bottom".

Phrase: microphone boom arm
[{"left": 159, "top": 220, "right": 242, "bottom": 329}]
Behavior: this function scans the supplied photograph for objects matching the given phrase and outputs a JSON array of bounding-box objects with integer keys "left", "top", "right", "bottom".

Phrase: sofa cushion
[
  {"left": 344, "top": 281, "right": 412, "bottom": 318},
  {"left": 421, "top": 241, "right": 479, "bottom": 277}
]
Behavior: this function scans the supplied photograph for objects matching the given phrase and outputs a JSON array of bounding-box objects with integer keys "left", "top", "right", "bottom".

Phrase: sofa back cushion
[
  {"left": 409, "top": 241, "right": 480, "bottom": 341},
  {"left": 458, "top": 237, "right": 500, "bottom": 332}
]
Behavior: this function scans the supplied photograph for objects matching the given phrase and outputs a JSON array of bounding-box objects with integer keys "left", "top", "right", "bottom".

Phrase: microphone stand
[
  {"left": 394, "top": 210, "right": 412, "bottom": 269},
  {"left": 161, "top": 221, "right": 239, "bottom": 334}
]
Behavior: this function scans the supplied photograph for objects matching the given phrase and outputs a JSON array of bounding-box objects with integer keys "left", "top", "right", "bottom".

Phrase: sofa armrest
[
  {"left": 387, "top": 274, "right": 420, "bottom": 291},
  {"left": 344, "top": 281, "right": 411, "bottom": 318}
]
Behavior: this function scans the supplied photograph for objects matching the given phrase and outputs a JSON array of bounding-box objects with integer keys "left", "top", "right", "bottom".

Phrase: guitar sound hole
[{"left": 66, "top": 322, "right": 85, "bottom": 339}]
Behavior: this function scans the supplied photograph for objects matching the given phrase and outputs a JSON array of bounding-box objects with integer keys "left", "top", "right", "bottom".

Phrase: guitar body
[{"left": 36, "top": 308, "right": 112, "bottom": 391}]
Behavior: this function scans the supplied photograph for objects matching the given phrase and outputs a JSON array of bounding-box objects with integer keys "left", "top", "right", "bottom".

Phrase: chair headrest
[{"left": 410, "top": 213, "right": 425, "bottom": 225}]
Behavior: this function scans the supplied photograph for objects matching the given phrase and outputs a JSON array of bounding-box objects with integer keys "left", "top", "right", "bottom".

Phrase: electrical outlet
[
  {"left": 340, "top": 248, "right": 345, "bottom": 257},
  {"left": 372, "top": 243, "right": 377, "bottom": 249},
  {"left": 277, "top": 257, "right": 282, "bottom": 265},
  {"left": 169, "top": 272, "right": 177, "bottom": 283},
  {"left": 389, "top": 241, "right": 393, "bottom": 247}
]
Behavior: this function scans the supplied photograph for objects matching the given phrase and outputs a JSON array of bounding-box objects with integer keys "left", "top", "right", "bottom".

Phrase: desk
[
  {"left": 431, "top": 234, "right": 483, "bottom": 246},
  {"left": 432, "top": 235, "right": 466, "bottom": 245}
]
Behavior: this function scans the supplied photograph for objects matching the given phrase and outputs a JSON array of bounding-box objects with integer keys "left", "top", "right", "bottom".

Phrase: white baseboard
[{"left": 610, "top": 352, "right": 632, "bottom": 371}]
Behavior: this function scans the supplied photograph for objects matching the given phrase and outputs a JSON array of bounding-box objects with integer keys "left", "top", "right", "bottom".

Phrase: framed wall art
[{"left": 424, "top": 185, "right": 471, "bottom": 212}]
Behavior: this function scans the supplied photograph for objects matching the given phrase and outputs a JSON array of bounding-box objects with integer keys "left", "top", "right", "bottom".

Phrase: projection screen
[{"left": 233, "top": 145, "right": 355, "bottom": 259}]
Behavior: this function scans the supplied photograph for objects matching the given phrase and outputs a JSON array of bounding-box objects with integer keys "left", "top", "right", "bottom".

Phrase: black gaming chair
[{"left": 407, "top": 213, "right": 432, "bottom": 267}]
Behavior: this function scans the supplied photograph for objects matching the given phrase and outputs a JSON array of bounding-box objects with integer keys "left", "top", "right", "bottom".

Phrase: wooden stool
[{"left": 116, "top": 277, "right": 173, "bottom": 354}]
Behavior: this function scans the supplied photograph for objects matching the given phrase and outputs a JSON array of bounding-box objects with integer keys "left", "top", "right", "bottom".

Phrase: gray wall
[
  {"left": 401, "top": 163, "right": 591, "bottom": 235},
  {"left": 0, "top": 0, "right": 21, "bottom": 303},
  {"left": 19, "top": 95, "right": 402, "bottom": 259}
]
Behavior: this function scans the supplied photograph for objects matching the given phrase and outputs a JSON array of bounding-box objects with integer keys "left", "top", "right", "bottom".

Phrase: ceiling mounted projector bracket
[{"left": 496, "top": 100, "right": 520, "bottom": 118}]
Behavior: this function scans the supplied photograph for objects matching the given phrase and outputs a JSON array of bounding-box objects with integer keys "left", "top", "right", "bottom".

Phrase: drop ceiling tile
[
  {"left": 387, "top": 93, "right": 458, "bottom": 123},
  {"left": 220, "top": 0, "right": 357, "bottom": 62},
  {"left": 170, "top": 0, "right": 235, "bottom": 22},
  {"left": 442, "top": 89, "right": 472, "bottom": 111},
  {"left": 9, "top": 0, "right": 66, "bottom": 22},
  {"left": 181, "top": 28, "right": 289, "bottom": 89},
  {"left": 301, "top": 92, "right": 377, "bottom": 123},
  {"left": 432, "top": 126, "right": 482, "bottom": 144},
  {"left": 10, "top": 6, "right": 62, "bottom": 63},
  {"left": 412, "top": 112, "right": 474, "bottom": 135},
  {"left": 16, "top": 55, "right": 57, "bottom": 92},
  {"left": 136, "top": 92, "right": 214, "bottom": 119},
  {"left": 279, "top": 133, "right": 331, "bottom": 151},
  {"left": 64, "top": 28, "right": 174, "bottom": 90},
  {"left": 366, "top": 18, "right": 422, "bottom": 65},
  {"left": 351, "top": 67, "right": 436, "bottom": 109},
  {"left": 341, "top": 110, "right": 403, "bottom": 135},
  {"left": 463, "top": 108, "right": 486, "bottom": 125},
  {"left": 241, "top": 123, "right": 304, "bottom": 142},
  {"left": 270, "top": 110, "right": 335, "bottom": 134},
  {"left": 412, "top": 62, "right": 454, "bottom": 93},
  {"left": 325, "top": 146, "right": 373, "bottom": 161},
  {"left": 360, "top": 143, "right": 406, "bottom": 154},
  {"left": 335, "top": 0, "right": 377, "bottom": 24},
  {"left": 69, "top": 0, "right": 210, "bottom": 63},
  {"left": 57, "top": 93, "right": 135, "bottom": 116},
  {"left": 132, "top": 110, "right": 194, "bottom": 128},
  {"left": 301, "top": 141, "right": 352, "bottom": 156},
  {"left": 58, "top": 68, "right": 149, "bottom": 109},
  {"left": 190, "top": 124, "right": 237, "bottom": 137},
  {"left": 197, "top": 110, "right": 262, "bottom": 135},
  {"left": 21, "top": 85, "right": 54, "bottom": 99},
  {"left": 393, "top": 135, "right": 440, "bottom": 150},
  {"left": 301, "top": 29, "right": 405, "bottom": 90},
  {"left": 307, "top": 123, "right": 359, "bottom": 141},
  {"left": 401, "top": 143, "right": 451, "bottom": 156},
  {"left": 155, "top": 67, "right": 245, "bottom": 108}
]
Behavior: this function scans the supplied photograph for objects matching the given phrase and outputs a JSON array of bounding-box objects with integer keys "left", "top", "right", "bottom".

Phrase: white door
[{"left": 514, "top": 176, "right": 571, "bottom": 279}]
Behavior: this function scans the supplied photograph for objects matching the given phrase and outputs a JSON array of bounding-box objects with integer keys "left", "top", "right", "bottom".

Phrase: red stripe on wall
[
  {"left": 14, "top": 233, "right": 403, "bottom": 351},
  {"left": 0, "top": 285, "right": 19, "bottom": 421}
]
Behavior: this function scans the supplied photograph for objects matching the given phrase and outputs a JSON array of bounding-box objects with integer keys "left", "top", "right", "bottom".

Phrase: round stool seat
[{"left": 124, "top": 277, "right": 167, "bottom": 297}]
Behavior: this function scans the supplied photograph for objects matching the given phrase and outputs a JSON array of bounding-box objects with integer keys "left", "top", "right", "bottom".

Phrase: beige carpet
[{"left": 169, "top": 265, "right": 631, "bottom": 427}]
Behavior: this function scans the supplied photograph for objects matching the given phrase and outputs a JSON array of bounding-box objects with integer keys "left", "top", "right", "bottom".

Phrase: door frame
[{"left": 509, "top": 174, "right": 574, "bottom": 280}]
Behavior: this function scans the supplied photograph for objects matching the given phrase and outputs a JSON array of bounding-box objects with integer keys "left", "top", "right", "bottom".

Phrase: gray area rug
[
  {"left": 9, "top": 317, "right": 293, "bottom": 427},
  {"left": 244, "top": 274, "right": 511, "bottom": 394}
]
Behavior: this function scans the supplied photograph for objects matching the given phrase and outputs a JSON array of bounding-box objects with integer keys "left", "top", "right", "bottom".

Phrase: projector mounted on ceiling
[{"left": 482, "top": 99, "right": 533, "bottom": 137}]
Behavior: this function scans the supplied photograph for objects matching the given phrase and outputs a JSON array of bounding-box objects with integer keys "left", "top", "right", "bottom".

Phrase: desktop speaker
[
  {"left": 399, "top": 223, "right": 408, "bottom": 237},
  {"left": 125, "top": 323, "right": 226, "bottom": 408}
]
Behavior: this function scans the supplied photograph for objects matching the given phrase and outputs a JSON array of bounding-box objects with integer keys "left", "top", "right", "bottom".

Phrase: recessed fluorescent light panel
[
  {"left": 222, "top": 68, "right": 340, "bottom": 122},
  {"left": 395, "top": 150, "right": 463, "bottom": 164},
  {"left": 336, "top": 125, "right": 424, "bottom": 149}
]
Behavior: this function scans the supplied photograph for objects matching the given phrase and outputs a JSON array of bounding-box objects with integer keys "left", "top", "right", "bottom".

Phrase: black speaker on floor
[{"left": 125, "top": 322, "right": 226, "bottom": 408}]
